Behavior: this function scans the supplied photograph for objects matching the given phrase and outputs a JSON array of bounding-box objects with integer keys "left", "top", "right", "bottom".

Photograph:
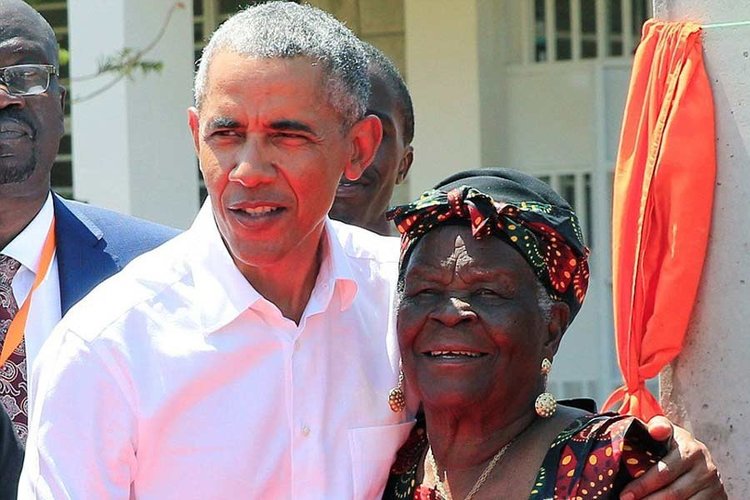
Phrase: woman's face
[{"left": 397, "top": 225, "right": 561, "bottom": 415}]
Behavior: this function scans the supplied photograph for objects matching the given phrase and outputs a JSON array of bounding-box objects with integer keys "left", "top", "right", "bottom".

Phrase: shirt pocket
[{"left": 348, "top": 421, "right": 415, "bottom": 500}]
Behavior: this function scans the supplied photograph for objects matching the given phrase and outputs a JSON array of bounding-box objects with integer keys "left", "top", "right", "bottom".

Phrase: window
[
  {"left": 536, "top": 172, "right": 593, "bottom": 247},
  {"left": 532, "top": 0, "right": 651, "bottom": 63},
  {"left": 36, "top": 1, "right": 73, "bottom": 198}
]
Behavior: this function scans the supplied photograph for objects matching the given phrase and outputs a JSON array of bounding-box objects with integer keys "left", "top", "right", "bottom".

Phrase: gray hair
[
  {"left": 194, "top": 1, "right": 369, "bottom": 128},
  {"left": 535, "top": 279, "right": 556, "bottom": 324}
]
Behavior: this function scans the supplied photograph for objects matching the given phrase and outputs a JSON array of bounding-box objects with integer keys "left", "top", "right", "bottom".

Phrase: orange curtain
[{"left": 603, "top": 20, "right": 716, "bottom": 420}]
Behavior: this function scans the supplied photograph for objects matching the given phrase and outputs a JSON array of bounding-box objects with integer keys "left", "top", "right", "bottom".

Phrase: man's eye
[{"left": 273, "top": 132, "right": 309, "bottom": 144}]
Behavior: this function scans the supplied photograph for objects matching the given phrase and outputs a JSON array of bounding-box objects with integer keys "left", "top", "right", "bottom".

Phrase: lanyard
[{"left": 1, "top": 218, "right": 56, "bottom": 366}]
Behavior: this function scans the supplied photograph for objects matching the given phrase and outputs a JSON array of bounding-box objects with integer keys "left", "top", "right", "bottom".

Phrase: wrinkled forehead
[{"left": 405, "top": 225, "right": 529, "bottom": 277}]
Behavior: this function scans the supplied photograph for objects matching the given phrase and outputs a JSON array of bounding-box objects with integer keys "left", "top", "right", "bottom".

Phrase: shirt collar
[
  {"left": 319, "top": 217, "right": 358, "bottom": 312},
  {"left": 189, "top": 202, "right": 358, "bottom": 335},
  {"left": 2, "top": 192, "right": 54, "bottom": 274},
  {"left": 189, "top": 201, "right": 262, "bottom": 334}
]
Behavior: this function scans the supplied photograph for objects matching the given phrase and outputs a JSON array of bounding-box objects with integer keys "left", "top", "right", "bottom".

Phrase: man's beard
[{"left": 0, "top": 154, "right": 37, "bottom": 184}]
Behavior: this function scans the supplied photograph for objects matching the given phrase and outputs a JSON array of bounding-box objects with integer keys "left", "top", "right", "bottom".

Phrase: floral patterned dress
[{"left": 383, "top": 413, "right": 667, "bottom": 499}]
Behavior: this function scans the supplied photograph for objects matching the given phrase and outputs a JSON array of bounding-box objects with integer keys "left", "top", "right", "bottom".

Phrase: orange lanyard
[{"left": 1, "top": 218, "right": 56, "bottom": 366}]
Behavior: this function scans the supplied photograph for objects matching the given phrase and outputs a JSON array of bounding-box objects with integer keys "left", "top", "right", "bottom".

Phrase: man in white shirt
[
  {"left": 20, "top": 2, "right": 723, "bottom": 499},
  {"left": 21, "top": 3, "right": 411, "bottom": 498},
  {"left": 0, "top": 0, "right": 177, "bottom": 459}
]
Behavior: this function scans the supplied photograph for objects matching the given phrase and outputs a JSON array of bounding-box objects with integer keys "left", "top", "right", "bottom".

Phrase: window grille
[
  {"left": 532, "top": 0, "right": 651, "bottom": 63},
  {"left": 36, "top": 1, "right": 73, "bottom": 198},
  {"left": 536, "top": 172, "right": 593, "bottom": 248}
]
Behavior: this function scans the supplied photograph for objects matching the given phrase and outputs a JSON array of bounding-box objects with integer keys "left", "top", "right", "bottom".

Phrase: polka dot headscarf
[{"left": 386, "top": 168, "right": 591, "bottom": 320}]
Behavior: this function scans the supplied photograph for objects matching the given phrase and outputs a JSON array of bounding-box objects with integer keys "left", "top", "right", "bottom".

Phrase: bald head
[{"left": 0, "top": 0, "right": 59, "bottom": 66}]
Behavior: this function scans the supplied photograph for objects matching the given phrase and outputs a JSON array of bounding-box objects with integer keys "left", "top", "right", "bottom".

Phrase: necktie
[{"left": 0, "top": 254, "right": 28, "bottom": 445}]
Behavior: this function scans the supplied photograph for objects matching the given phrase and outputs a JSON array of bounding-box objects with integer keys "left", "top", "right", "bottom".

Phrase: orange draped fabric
[{"left": 602, "top": 20, "right": 716, "bottom": 420}]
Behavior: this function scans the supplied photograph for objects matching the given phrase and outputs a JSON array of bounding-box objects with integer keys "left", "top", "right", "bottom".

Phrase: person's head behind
[
  {"left": 330, "top": 42, "right": 414, "bottom": 235},
  {"left": 388, "top": 168, "right": 589, "bottom": 419},
  {"left": 188, "top": 1, "right": 381, "bottom": 275},
  {"left": 0, "top": 0, "right": 65, "bottom": 194}
]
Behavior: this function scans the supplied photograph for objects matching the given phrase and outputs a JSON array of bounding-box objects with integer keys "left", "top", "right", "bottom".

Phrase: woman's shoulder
[{"left": 531, "top": 413, "right": 669, "bottom": 499}]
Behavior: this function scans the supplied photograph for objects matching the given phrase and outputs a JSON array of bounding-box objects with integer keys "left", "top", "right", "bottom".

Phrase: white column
[
  {"left": 68, "top": 0, "right": 198, "bottom": 229},
  {"left": 654, "top": 1, "right": 750, "bottom": 497},
  {"left": 404, "top": 0, "right": 483, "bottom": 195}
]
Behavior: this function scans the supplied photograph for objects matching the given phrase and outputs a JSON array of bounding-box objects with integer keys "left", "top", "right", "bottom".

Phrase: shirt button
[
  {"left": 301, "top": 425, "right": 311, "bottom": 436},
  {"left": 294, "top": 339, "right": 301, "bottom": 351}
]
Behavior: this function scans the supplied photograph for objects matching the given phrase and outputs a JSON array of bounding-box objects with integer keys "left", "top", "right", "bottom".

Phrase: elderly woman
[{"left": 382, "top": 169, "right": 669, "bottom": 499}]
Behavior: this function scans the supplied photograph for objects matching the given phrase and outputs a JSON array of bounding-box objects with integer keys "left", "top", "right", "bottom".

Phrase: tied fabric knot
[
  {"left": 0, "top": 254, "right": 28, "bottom": 445},
  {"left": 386, "top": 186, "right": 591, "bottom": 320}
]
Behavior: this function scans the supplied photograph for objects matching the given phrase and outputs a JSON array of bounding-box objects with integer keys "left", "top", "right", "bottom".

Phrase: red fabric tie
[{"left": 0, "top": 254, "right": 28, "bottom": 445}]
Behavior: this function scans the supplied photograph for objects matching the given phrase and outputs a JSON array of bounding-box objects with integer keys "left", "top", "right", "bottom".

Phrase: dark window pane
[
  {"left": 555, "top": 0, "right": 571, "bottom": 61},
  {"left": 535, "top": 0, "right": 547, "bottom": 62},
  {"left": 632, "top": 0, "right": 649, "bottom": 37},
  {"left": 559, "top": 174, "right": 576, "bottom": 209},
  {"left": 609, "top": 0, "right": 623, "bottom": 56},
  {"left": 582, "top": 40, "right": 597, "bottom": 58},
  {"left": 581, "top": 0, "right": 596, "bottom": 33},
  {"left": 581, "top": 0, "right": 597, "bottom": 59},
  {"left": 58, "top": 134, "right": 72, "bottom": 156},
  {"left": 51, "top": 160, "right": 73, "bottom": 190},
  {"left": 193, "top": 0, "right": 203, "bottom": 16}
]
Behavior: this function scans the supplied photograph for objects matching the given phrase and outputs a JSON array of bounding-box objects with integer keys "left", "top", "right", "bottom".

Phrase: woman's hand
[{"left": 619, "top": 415, "right": 726, "bottom": 499}]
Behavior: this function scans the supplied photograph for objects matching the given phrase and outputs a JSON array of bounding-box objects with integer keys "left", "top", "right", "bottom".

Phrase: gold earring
[
  {"left": 535, "top": 358, "right": 556, "bottom": 418},
  {"left": 388, "top": 369, "right": 406, "bottom": 413}
]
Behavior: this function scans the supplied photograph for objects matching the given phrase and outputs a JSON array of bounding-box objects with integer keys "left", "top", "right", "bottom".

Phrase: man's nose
[
  {"left": 228, "top": 138, "right": 277, "bottom": 188},
  {"left": 0, "top": 85, "right": 25, "bottom": 109}
]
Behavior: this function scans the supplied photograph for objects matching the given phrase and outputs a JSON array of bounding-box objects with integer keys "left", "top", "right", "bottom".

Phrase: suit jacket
[
  {"left": 53, "top": 193, "right": 180, "bottom": 314},
  {"left": 0, "top": 406, "right": 22, "bottom": 500},
  {"left": 0, "top": 193, "right": 180, "bottom": 494}
]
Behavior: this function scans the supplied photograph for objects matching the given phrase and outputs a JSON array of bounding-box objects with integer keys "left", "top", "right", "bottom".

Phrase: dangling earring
[
  {"left": 388, "top": 368, "right": 406, "bottom": 413},
  {"left": 535, "top": 358, "right": 557, "bottom": 418}
]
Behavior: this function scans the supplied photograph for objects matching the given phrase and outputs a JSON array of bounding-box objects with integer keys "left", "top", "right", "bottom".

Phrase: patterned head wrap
[{"left": 386, "top": 168, "right": 590, "bottom": 320}]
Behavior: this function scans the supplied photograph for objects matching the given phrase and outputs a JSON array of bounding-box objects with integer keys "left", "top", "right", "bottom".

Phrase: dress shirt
[
  {"left": 21, "top": 202, "right": 414, "bottom": 500},
  {"left": 1, "top": 193, "right": 61, "bottom": 409}
]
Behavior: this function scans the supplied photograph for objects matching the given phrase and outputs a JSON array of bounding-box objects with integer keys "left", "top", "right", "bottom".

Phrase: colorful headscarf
[{"left": 386, "top": 169, "right": 590, "bottom": 320}]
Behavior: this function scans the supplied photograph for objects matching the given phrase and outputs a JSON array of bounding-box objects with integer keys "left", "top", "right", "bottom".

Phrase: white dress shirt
[
  {"left": 1, "top": 193, "right": 61, "bottom": 410},
  {"left": 21, "top": 202, "right": 414, "bottom": 500}
]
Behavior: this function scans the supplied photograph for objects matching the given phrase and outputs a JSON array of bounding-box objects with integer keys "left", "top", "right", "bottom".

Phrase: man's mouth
[
  {"left": 0, "top": 119, "right": 34, "bottom": 140},
  {"left": 238, "top": 206, "right": 283, "bottom": 217}
]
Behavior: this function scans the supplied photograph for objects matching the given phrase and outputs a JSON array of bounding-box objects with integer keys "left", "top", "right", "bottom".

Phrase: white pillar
[
  {"left": 404, "top": 0, "right": 483, "bottom": 195},
  {"left": 654, "top": 1, "right": 750, "bottom": 496},
  {"left": 68, "top": 0, "right": 198, "bottom": 229}
]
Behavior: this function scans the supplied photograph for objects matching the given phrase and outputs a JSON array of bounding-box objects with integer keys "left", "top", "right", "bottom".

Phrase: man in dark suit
[{"left": 0, "top": 0, "right": 177, "bottom": 490}]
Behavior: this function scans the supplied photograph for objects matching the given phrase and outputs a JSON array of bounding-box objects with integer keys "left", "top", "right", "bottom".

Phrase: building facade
[{"left": 37, "top": 0, "right": 653, "bottom": 404}]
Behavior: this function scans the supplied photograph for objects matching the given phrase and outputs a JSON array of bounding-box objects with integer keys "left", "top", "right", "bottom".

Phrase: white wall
[
  {"left": 68, "top": 0, "right": 199, "bottom": 228},
  {"left": 404, "top": 0, "right": 483, "bottom": 195},
  {"left": 654, "top": 0, "right": 750, "bottom": 496}
]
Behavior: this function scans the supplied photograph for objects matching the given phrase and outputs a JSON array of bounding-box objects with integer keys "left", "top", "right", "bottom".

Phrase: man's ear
[
  {"left": 396, "top": 145, "right": 414, "bottom": 184},
  {"left": 544, "top": 302, "right": 570, "bottom": 357},
  {"left": 187, "top": 107, "right": 201, "bottom": 154},
  {"left": 342, "top": 114, "right": 382, "bottom": 181},
  {"left": 59, "top": 85, "right": 67, "bottom": 113}
]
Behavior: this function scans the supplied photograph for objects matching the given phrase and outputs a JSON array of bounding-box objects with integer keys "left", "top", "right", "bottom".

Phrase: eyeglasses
[{"left": 0, "top": 64, "right": 58, "bottom": 97}]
